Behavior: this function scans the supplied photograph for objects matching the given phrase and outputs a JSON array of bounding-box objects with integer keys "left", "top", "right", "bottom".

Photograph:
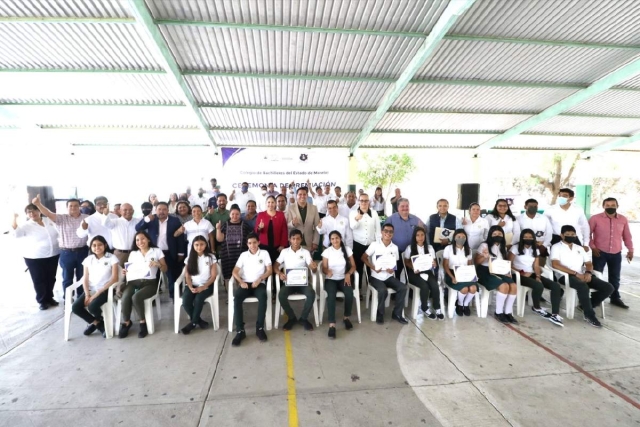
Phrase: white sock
[
  {"left": 458, "top": 292, "right": 466, "bottom": 305},
  {"left": 505, "top": 294, "right": 517, "bottom": 314},
  {"left": 495, "top": 292, "right": 507, "bottom": 314},
  {"left": 436, "top": 308, "right": 442, "bottom": 314},
  {"left": 463, "top": 292, "right": 475, "bottom": 306}
]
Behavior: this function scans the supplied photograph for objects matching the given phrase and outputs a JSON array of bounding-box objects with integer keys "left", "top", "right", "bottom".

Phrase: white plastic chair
[
  {"left": 228, "top": 276, "right": 273, "bottom": 331},
  {"left": 174, "top": 261, "right": 222, "bottom": 333},
  {"left": 318, "top": 270, "right": 361, "bottom": 324},
  {"left": 548, "top": 266, "right": 605, "bottom": 319},
  {"left": 403, "top": 261, "right": 445, "bottom": 320},
  {"left": 363, "top": 269, "right": 407, "bottom": 322},
  {"left": 64, "top": 267, "right": 124, "bottom": 341},
  {"left": 115, "top": 273, "right": 165, "bottom": 335},
  {"left": 274, "top": 265, "right": 319, "bottom": 329},
  {"left": 444, "top": 250, "right": 481, "bottom": 319},
  {"left": 514, "top": 268, "right": 555, "bottom": 317}
]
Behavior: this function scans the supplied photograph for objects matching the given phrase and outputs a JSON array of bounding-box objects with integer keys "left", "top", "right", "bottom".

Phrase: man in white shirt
[
  {"left": 308, "top": 183, "right": 329, "bottom": 218},
  {"left": 103, "top": 203, "right": 139, "bottom": 267},
  {"left": 339, "top": 191, "right": 358, "bottom": 219},
  {"left": 77, "top": 196, "right": 119, "bottom": 250},
  {"left": 230, "top": 182, "right": 256, "bottom": 214},
  {"left": 545, "top": 188, "right": 591, "bottom": 251},
  {"left": 362, "top": 223, "right": 408, "bottom": 325},
  {"left": 256, "top": 185, "right": 268, "bottom": 213},
  {"left": 317, "top": 200, "right": 353, "bottom": 249},
  {"left": 266, "top": 183, "right": 279, "bottom": 198},
  {"left": 512, "top": 198, "right": 553, "bottom": 258},
  {"left": 191, "top": 189, "right": 208, "bottom": 211},
  {"left": 350, "top": 193, "right": 382, "bottom": 284},
  {"left": 330, "top": 186, "right": 344, "bottom": 204},
  {"left": 550, "top": 225, "right": 613, "bottom": 328},
  {"left": 204, "top": 178, "right": 218, "bottom": 201}
]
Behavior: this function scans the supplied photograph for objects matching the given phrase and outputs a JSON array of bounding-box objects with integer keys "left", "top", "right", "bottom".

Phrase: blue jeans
[
  {"left": 592, "top": 251, "right": 622, "bottom": 300},
  {"left": 59, "top": 247, "right": 89, "bottom": 297}
]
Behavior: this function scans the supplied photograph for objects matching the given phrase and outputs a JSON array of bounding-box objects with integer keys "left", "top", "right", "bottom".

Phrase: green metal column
[{"left": 574, "top": 185, "right": 592, "bottom": 218}]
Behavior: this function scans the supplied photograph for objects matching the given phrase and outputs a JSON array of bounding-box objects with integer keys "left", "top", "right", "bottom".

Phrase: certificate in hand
[
  {"left": 454, "top": 265, "right": 477, "bottom": 282},
  {"left": 411, "top": 255, "right": 434, "bottom": 272},
  {"left": 124, "top": 262, "right": 152, "bottom": 279},
  {"left": 375, "top": 254, "right": 397, "bottom": 271},
  {"left": 434, "top": 227, "right": 454, "bottom": 243},
  {"left": 489, "top": 257, "right": 512, "bottom": 275},
  {"left": 285, "top": 268, "right": 308, "bottom": 286}
]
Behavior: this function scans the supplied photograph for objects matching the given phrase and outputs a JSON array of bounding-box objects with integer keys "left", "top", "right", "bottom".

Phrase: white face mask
[
  {"left": 261, "top": 191, "right": 267, "bottom": 196},
  {"left": 557, "top": 196, "right": 569, "bottom": 206}
]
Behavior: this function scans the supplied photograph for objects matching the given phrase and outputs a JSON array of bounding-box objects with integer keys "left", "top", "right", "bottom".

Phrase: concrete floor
[{"left": 1, "top": 233, "right": 640, "bottom": 426}]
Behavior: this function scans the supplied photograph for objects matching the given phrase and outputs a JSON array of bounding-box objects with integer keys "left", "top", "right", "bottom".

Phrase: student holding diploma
[
  {"left": 443, "top": 229, "right": 477, "bottom": 316},
  {"left": 403, "top": 227, "right": 442, "bottom": 320},
  {"left": 475, "top": 225, "right": 517, "bottom": 324}
]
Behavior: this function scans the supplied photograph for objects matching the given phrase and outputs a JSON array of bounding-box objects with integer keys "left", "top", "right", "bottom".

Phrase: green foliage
[{"left": 357, "top": 152, "right": 416, "bottom": 197}]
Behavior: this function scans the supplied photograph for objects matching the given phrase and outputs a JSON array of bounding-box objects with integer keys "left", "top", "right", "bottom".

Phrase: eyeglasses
[{"left": 382, "top": 230, "right": 394, "bottom": 234}]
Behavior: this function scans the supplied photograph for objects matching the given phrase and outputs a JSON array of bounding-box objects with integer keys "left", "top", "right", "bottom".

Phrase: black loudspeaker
[
  {"left": 457, "top": 184, "right": 480, "bottom": 210},
  {"left": 27, "top": 186, "right": 56, "bottom": 213}
]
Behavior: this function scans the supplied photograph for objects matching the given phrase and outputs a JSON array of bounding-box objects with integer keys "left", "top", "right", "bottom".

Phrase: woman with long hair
[
  {"left": 216, "top": 204, "right": 253, "bottom": 281},
  {"left": 371, "top": 186, "right": 385, "bottom": 217},
  {"left": 180, "top": 235, "right": 218, "bottom": 334},
  {"left": 148, "top": 193, "right": 159, "bottom": 214},
  {"left": 254, "top": 196, "right": 288, "bottom": 265},
  {"left": 442, "top": 229, "right": 477, "bottom": 317},
  {"left": 404, "top": 226, "right": 442, "bottom": 320},
  {"left": 173, "top": 201, "right": 193, "bottom": 225},
  {"left": 168, "top": 193, "right": 179, "bottom": 214},
  {"left": 487, "top": 199, "right": 516, "bottom": 241}
]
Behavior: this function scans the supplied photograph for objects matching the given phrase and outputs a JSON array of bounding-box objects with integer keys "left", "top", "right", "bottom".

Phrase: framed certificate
[
  {"left": 434, "top": 227, "right": 454, "bottom": 243},
  {"left": 411, "top": 254, "right": 434, "bottom": 272},
  {"left": 375, "top": 254, "right": 397, "bottom": 271},
  {"left": 489, "top": 258, "right": 511, "bottom": 275},
  {"left": 454, "top": 265, "right": 478, "bottom": 282},
  {"left": 285, "top": 268, "right": 308, "bottom": 286}
]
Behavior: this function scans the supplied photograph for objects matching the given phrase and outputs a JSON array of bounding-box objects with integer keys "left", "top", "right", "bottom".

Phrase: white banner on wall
[{"left": 220, "top": 148, "right": 349, "bottom": 191}]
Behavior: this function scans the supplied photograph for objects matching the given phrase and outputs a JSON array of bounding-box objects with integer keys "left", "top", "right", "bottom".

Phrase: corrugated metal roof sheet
[
  {"left": 451, "top": 0, "right": 640, "bottom": 45},
  {"left": 188, "top": 75, "right": 390, "bottom": 108},
  {"left": 0, "top": 0, "right": 131, "bottom": 18},
  {"left": 202, "top": 108, "right": 369, "bottom": 129},
  {"left": 0, "top": 73, "right": 183, "bottom": 104},
  {"left": 148, "top": 0, "right": 447, "bottom": 34},
  {"left": 416, "top": 40, "right": 640, "bottom": 84},
  {"left": 392, "top": 84, "right": 579, "bottom": 113},
  {"left": 376, "top": 112, "right": 530, "bottom": 132},
  {"left": 161, "top": 25, "right": 423, "bottom": 78},
  {"left": 495, "top": 135, "right": 610, "bottom": 150},
  {"left": 0, "top": 22, "right": 160, "bottom": 70},
  {"left": 566, "top": 90, "right": 640, "bottom": 116},
  {"left": 363, "top": 133, "right": 493, "bottom": 148},
  {"left": 212, "top": 130, "right": 355, "bottom": 147},
  {"left": 527, "top": 115, "right": 640, "bottom": 136},
  {"left": 615, "top": 73, "right": 640, "bottom": 89}
]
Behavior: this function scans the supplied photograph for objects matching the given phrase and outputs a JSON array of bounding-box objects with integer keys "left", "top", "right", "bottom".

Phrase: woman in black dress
[{"left": 215, "top": 204, "right": 253, "bottom": 281}]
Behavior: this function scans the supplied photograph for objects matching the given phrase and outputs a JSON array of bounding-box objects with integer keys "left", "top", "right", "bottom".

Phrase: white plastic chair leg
[
  {"left": 369, "top": 288, "right": 379, "bottom": 322},
  {"left": 409, "top": 284, "right": 421, "bottom": 319},
  {"left": 447, "top": 288, "right": 458, "bottom": 319},
  {"left": 355, "top": 288, "right": 361, "bottom": 324},
  {"left": 144, "top": 299, "right": 155, "bottom": 334},
  {"left": 101, "top": 302, "right": 113, "bottom": 339}
]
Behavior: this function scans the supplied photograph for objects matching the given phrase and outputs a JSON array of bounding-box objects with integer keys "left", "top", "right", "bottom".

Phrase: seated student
[
  {"left": 508, "top": 229, "right": 564, "bottom": 327},
  {"left": 550, "top": 225, "right": 614, "bottom": 328},
  {"left": 321, "top": 230, "right": 357, "bottom": 339},
  {"left": 180, "top": 236, "right": 218, "bottom": 335},
  {"left": 71, "top": 235, "right": 119, "bottom": 337},
  {"left": 475, "top": 225, "right": 517, "bottom": 324},
  {"left": 443, "top": 229, "right": 477, "bottom": 316},
  {"left": 362, "top": 223, "right": 408, "bottom": 325},
  {"left": 404, "top": 226, "right": 442, "bottom": 320},
  {"left": 487, "top": 199, "right": 516, "bottom": 244},
  {"left": 118, "top": 231, "right": 168, "bottom": 339},
  {"left": 231, "top": 233, "right": 273, "bottom": 346},
  {"left": 274, "top": 229, "right": 318, "bottom": 332}
]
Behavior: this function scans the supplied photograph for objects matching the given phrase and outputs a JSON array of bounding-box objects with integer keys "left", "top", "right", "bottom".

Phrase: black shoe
[
  {"left": 300, "top": 319, "right": 314, "bottom": 331},
  {"left": 283, "top": 318, "right": 297, "bottom": 331},
  {"left": 119, "top": 322, "right": 132, "bottom": 338},
  {"left": 256, "top": 328, "right": 268, "bottom": 342},
  {"left": 611, "top": 299, "right": 629, "bottom": 309},
  {"left": 328, "top": 326, "right": 336, "bottom": 339},
  {"left": 423, "top": 308, "right": 436, "bottom": 320},
  {"left": 39, "top": 303, "right": 49, "bottom": 311},
  {"left": 376, "top": 314, "right": 384, "bottom": 325},
  {"left": 504, "top": 313, "right": 518, "bottom": 324},
  {"left": 463, "top": 306, "right": 471, "bottom": 316},
  {"left": 436, "top": 311, "right": 445, "bottom": 320},
  {"left": 181, "top": 322, "right": 196, "bottom": 335},
  {"left": 455, "top": 305, "right": 463, "bottom": 316},
  {"left": 47, "top": 298, "right": 59, "bottom": 307},
  {"left": 392, "top": 314, "right": 408, "bottom": 325},
  {"left": 584, "top": 314, "right": 602, "bottom": 328},
  {"left": 138, "top": 323, "right": 148, "bottom": 338},
  {"left": 494, "top": 312, "right": 508, "bottom": 323},
  {"left": 197, "top": 319, "right": 210, "bottom": 329},
  {"left": 96, "top": 321, "right": 105, "bottom": 334},
  {"left": 83, "top": 323, "right": 97, "bottom": 336},
  {"left": 232, "top": 330, "right": 246, "bottom": 346},
  {"left": 343, "top": 318, "right": 353, "bottom": 330}
]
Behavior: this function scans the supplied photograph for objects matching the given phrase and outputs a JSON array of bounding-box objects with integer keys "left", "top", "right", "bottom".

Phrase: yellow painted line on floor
[{"left": 284, "top": 330, "right": 299, "bottom": 427}]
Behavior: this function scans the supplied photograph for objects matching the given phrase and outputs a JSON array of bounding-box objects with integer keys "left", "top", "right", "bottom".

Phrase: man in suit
[
  {"left": 286, "top": 187, "right": 320, "bottom": 253},
  {"left": 135, "top": 202, "right": 185, "bottom": 299}
]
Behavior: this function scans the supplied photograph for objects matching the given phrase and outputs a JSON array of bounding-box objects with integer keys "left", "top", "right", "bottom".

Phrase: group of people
[{"left": 11, "top": 180, "right": 633, "bottom": 344}]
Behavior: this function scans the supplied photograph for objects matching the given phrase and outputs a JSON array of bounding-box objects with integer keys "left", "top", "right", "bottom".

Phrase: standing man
[
  {"left": 76, "top": 196, "right": 118, "bottom": 250},
  {"left": 384, "top": 198, "right": 425, "bottom": 278},
  {"left": 349, "top": 193, "right": 381, "bottom": 283},
  {"left": 276, "top": 194, "right": 288, "bottom": 212},
  {"left": 112, "top": 204, "right": 122, "bottom": 218},
  {"left": 135, "top": 202, "right": 184, "bottom": 300},
  {"left": 266, "top": 183, "right": 279, "bottom": 198},
  {"left": 191, "top": 189, "right": 208, "bottom": 211},
  {"left": 103, "top": 203, "right": 139, "bottom": 267},
  {"left": 204, "top": 178, "right": 218, "bottom": 201},
  {"left": 331, "top": 186, "right": 344, "bottom": 204},
  {"left": 338, "top": 191, "right": 358, "bottom": 219},
  {"left": 32, "top": 194, "right": 89, "bottom": 298},
  {"left": 390, "top": 188, "right": 402, "bottom": 214},
  {"left": 285, "top": 187, "right": 320, "bottom": 252},
  {"left": 308, "top": 183, "right": 329, "bottom": 218},
  {"left": 589, "top": 197, "right": 634, "bottom": 309},
  {"left": 317, "top": 200, "right": 353, "bottom": 249},
  {"left": 205, "top": 194, "right": 230, "bottom": 228},
  {"left": 206, "top": 185, "right": 221, "bottom": 211},
  {"left": 429, "top": 199, "right": 463, "bottom": 252},
  {"left": 242, "top": 200, "right": 258, "bottom": 230},
  {"left": 512, "top": 198, "right": 553, "bottom": 258},
  {"left": 230, "top": 182, "right": 256, "bottom": 214},
  {"left": 545, "top": 188, "right": 590, "bottom": 251},
  {"left": 257, "top": 185, "right": 268, "bottom": 213}
]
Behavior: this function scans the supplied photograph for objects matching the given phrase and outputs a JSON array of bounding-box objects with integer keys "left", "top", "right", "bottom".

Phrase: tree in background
[
  {"left": 530, "top": 153, "right": 580, "bottom": 204},
  {"left": 357, "top": 152, "right": 416, "bottom": 205}
]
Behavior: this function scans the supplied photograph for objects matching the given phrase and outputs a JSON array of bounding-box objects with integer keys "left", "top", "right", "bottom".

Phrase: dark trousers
[
  {"left": 279, "top": 285, "right": 315, "bottom": 321},
  {"left": 407, "top": 270, "right": 440, "bottom": 311},
  {"left": 394, "top": 259, "right": 404, "bottom": 280},
  {"left": 518, "top": 275, "right": 562, "bottom": 314},
  {"left": 163, "top": 251, "right": 182, "bottom": 299},
  {"left": 121, "top": 279, "right": 158, "bottom": 322},
  {"left": 182, "top": 285, "right": 214, "bottom": 323},
  {"left": 59, "top": 247, "right": 89, "bottom": 297},
  {"left": 234, "top": 283, "right": 267, "bottom": 331},
  {"left": 24, "top": 255, "right": 59, "bottom": 304},
  {"left": 71, "top": 291, "right": 109, "bottom": 324},
  {"left": 353, "top": 241, "right": 369, "bottom": 284},
  {"left": 559, "top": 275, "right": 614, "bottom": 317},
  {"left": 369, "top": 276, "right": 407, "bottom": 317},
  {"left": 325, "top": 278, "right": 354, "bottom": 323},
  {"left": 592, "top": 251, "right": 622, "bottom": 300}
]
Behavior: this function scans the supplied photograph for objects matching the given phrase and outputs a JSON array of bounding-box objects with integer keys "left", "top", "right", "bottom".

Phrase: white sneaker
[
  {"left": 532, "top": 306, "right": 549, "bottom": 317},
  {"left": 547, "top": 314, "right": 564, "bottom": 327}
]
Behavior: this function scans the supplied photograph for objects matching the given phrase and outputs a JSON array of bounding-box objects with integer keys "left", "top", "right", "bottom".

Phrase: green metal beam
[
  {"left": 0, "top": 16, "right": 135, "bottom": 24},
  {"left": 349, "top": 0, "right": 477, "bottom": 155},
  {"left": 580, "top": 133, "right": 640, "bottom": 157},
  {"left": 474, "top": 57, "right": 640, "bottom": 153},
  {"left": 126, "top": 0, "right": 219, "bottom": 153}
]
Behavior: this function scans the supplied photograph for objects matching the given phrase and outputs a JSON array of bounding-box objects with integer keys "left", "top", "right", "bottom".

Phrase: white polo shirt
[
  {"left": 126, "top": 248, "right": 164, "bottom": 282},
  {"left": 550, "top": 241, "right": 589, "bottom": 279},
  {"left": 235, "top": 249, "right": 272, "bottom": 283},
  {"left": 276, "top": 247, "right": 313, "bottom": 271},
  {"left": 512, "top": 213, "right": 553, "bottom": 246},
  {"left": 185, "top": 254, "right": 217, "bottom": 286},
  {"left": 487, "top": 215, "right": 515, "bottom": 236},
  {"left": 233, "top": 191, "right": 256, "bottom": 214},
  {"left": 365, "top": 240, "right": 399, "bottom": 281},
  {"left": 13, "top": 218, "right": 60, "bottom": 259},
  {"left": 339, "top": 203, "right": 358, "bottom": 221},
  {"left": 403, "top": 244, "right": 436, "bottom": 260},
  {"left": 314, "top": 194, "right": 330, "bottom": 215},
  {"left": 545, "top": 204, "right": 591, "bottom": 246},
  {"left": 510, "top": 245, "right": 536, "bottom": 273},
  {"left": 477, "top": 242, "right": 506, "bottom": 267},
  {"left": 184, "top": 218, "right": 214, "bottom": 248},
  {"left": 350, "top": 209, "right": 381, "bottom": 246},
  {"left": 82, "top": 253, "right": 119, "bottom": 293},
  {"left": 317, "top": 213, "right": 353, "bottom": 249},
  {"left": 321, "top": 245, "right": 353, "bottom": 281},
  {"left": 443, "top": 245, "right": 472, "bottom": 269},
  {"left": 464, "top": 217, "right": 489, "bottom": 250}
]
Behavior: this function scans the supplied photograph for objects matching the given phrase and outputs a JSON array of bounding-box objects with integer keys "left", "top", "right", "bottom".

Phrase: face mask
[
  {"left": 564, "top": 236, "right": 577, "bottom": 244},
  {"left": 557, "top": 196, "right": 569, "bottom": 206},
  {"left": 526, "top": 206, "right": 538, "bottom": 215},
  {"left": 261, "top": 191, "right": 267, "bottom": 196},
  {"left": 605, "top": 207, "right": 617, "bottom": 215},
  {"left": 142, "top": 208, "right": 152, "bottom": 216},
  {"left": 523, "top": 239, "right": 535, "bottom": 246},
  {"left": 455, "top": 237, "right": 466, "bottom": 246},
  {"left": 491, "top": 236, "right": 503, "bottom": 244},
  {"left": 242, "top": 186, "right": 248, "bottom": 192},
  {"left": 80, "top": 207, "right": 94, "bottom": 215}
]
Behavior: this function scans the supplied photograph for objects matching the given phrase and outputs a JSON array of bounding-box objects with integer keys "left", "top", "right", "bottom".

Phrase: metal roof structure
[{"left": 3, "top": 0, "right": 640, "bottom": 156}]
